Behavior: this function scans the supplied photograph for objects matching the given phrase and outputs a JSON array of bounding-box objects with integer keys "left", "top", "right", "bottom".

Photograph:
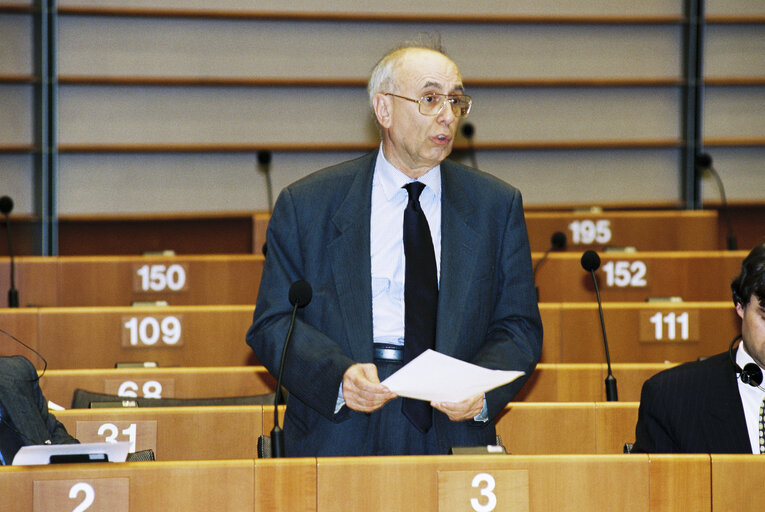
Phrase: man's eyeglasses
[{"left": 384, "top": 93, "right": 472, "bottom": 118}]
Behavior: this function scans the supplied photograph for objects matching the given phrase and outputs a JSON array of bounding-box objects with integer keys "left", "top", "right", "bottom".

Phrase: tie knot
[{"left": 403, "top": 181, "right": 426, "bottom": 202}]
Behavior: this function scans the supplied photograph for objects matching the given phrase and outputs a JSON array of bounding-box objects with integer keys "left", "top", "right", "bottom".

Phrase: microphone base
[
  {"left": 605, "top": 375, "right": 618, "bottom": 402},
  {"left": 270, "top": 426, "right": 285, "bottom": 458},
  {"left": 8, "top": 288, "right": 18, "bottom": 308}
]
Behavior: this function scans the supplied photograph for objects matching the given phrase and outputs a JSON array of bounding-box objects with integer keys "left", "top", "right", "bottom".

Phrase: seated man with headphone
[
  {"left": 633, "top": 242, "right": 765, "bottom": 453},
  {"left": 0, "top": 355, "right": 78, "bottom": 464}
]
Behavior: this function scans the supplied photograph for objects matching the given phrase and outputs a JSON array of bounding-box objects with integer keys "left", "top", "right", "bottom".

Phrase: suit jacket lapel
[
  {"left": 327, "top": 153, "right": 376, "bottom": 363},
  {"left": 436, "top": 161, "right": 480, "bottom": 355},
  {"left": 705, "top": 355, "right": 752, "bottom": 453}
]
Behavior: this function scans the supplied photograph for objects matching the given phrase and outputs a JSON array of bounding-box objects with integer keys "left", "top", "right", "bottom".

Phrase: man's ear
[
  {"left": 736, "top": 301, "right": 746, "bottom": 320},
  {"left": 373, "top": 93, "right": 392, "bottom": 129}
]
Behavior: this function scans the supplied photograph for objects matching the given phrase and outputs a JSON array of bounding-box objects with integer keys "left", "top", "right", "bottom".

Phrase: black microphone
[
  {"left": 271, "top": 279, "right": 312, "bottom": 458},
  {"left": 0, "top": 195, "right": 19, "bottom": 308},
  {"left": 695, "top": 153, "right": 737, "bottom": 250},
  {"left": 461, "top": 122, "right": 478, "bottom": 169},
  {"left": 257, "top": 150, "right": 274, "bottom": 213},
  {"left": 533, "top": 231, "right": 567, "bottom": 301},
  {"left": 581, "top": 250, "right": 618, "bottom": 401}
]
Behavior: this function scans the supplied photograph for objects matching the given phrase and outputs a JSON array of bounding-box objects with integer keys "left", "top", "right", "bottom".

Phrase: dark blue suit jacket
[
  {"left": 246, "top": 151, "right": 543, "bottom": 456},
  {"left": 0, "top": 356, "right": 78, "bottom": 463},
  {"left": 633, "top": 352, "right": 751, "bottom": 453}
]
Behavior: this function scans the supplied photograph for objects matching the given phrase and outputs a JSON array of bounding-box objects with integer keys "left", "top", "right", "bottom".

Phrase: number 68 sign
[{"left": 438, "top": 470, "right": 529, "bottom": 512}]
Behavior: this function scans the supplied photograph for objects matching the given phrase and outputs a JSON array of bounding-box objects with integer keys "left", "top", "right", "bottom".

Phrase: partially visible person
[
  {"left": 0, "top": 355, "right": 78, "bottom": 464},
  {"left": 633, "top": 242, "right": 765, "bottom": 453}
]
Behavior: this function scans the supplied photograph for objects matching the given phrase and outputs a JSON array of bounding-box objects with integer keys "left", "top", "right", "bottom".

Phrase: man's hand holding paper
[{"left": 381, "top": 349, "right": 525, "bottom": 404}]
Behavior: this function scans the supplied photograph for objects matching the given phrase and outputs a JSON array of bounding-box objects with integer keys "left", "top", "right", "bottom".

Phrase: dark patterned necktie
[
  {"left": 401, "top": 182, "right": 438, "bottom": 432},
  {"left": 759, "top": 398, "right": 765, "bottom": 454}
]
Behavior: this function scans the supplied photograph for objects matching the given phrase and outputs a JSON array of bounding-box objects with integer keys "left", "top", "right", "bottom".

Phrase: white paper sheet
[
  {"left": 12, "top": 441, "right": 131, "bottom": 465},
  {"left": 381, "top": 349, "right": 525, "bottom": 402}
]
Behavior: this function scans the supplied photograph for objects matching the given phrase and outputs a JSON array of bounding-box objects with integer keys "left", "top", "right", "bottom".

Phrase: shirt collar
[
  {"left": 736, "top": 342, "right": 765, "bottom": 393},
  {"left": 737, "top": 341, "right": 760, "bottom": 369},
  {"left": 375, "top": 144, "right": 442, "bottom": 202}
]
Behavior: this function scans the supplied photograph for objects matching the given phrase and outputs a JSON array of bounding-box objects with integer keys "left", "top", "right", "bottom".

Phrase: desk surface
[
  {"left": 539, "top": 301, "right": 737, "bottom": 363},
  {"left": 39, "top": 366, "right": 276, "bottom": 408},
  {"left": 36, "top": 362, "right": 668, "bottom": 409},
  {"left": 0, "top": 255, "right": 264, "bottom": 307},
  {"left": 534, "top": 250, "right": 746, "bottom": 302},
  {"left": 1, "top": 249, "right": 746, "bottom": 307},
  {"left": 0, "top": 305, "right": 258, "bottom": 368},
  {"left": 55, "top": 406, "right": 264, "bottom": 461},
  {"left": 0, "top": 301, "right": 738, "bottom": 369},
  {"left": 525, "top": 209, "right": 719, "bottom": 252},
  {"left": 0, "top": 454, "right": 722, "bottom": 512}
]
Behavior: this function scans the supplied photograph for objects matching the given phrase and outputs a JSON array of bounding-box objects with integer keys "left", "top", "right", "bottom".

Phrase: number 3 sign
[{"left": 438, "top": 469, "right": 529, "bottom": 512}]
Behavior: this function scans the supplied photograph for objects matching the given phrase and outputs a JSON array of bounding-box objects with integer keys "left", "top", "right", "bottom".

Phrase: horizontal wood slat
[
  {"left": 53, "top": 76, "right": 686, "bottom": 88},
  {"left": 7, "top": 75, "right": 764, "bottom": 87},
  {"left": 54, "top": 7, "right": 687, "bottom": 25},
  {"left": 53, "top": 139, "right": 684, "bottom": 154}
]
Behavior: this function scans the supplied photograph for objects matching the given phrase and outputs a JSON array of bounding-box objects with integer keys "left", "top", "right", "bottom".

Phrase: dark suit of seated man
[
  {"left": 633, "top": 242, "right": 765, "bottom": 453},
  {"left": 0, "top": 355, "right": 78, "bottom": 464}
]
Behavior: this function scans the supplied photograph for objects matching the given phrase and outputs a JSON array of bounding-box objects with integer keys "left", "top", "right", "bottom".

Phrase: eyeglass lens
[{"left": 419, "top": 94, "right": 471, "bottom": 117}]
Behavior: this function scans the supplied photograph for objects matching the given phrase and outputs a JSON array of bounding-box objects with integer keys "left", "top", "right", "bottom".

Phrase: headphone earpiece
[
  {"left": 729, "top": 335, "right": 765, "bottom": 388},
  {"left": 741, "top": 363, "right": 764, "bottom": 387}
]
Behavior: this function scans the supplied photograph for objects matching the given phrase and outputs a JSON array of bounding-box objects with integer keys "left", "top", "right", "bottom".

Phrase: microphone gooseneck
[
  {"left": 271, "top": 279, "right": 312, "bottom": 458},
  {"left": 0, "top": 327, "right": 48, "bottom": 380},
  {"left": 580, "top": 250, "right": 618, "bottom": 401},
  {"left": 1, "top": 195, "right": 19, "bottom": 308},
  {"left": 695, "top": 152, "right": 737, "bottom": 250}
]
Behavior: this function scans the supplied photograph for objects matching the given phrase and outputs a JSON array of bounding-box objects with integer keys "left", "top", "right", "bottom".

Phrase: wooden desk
[
  {"left": 494, "top": 402, "right": 639, "bottom": 455},
  {"left": 0, "top": 308, "right": 40, "bottom": 357},
  {"left": 1, "top": 255, "right": 263, "bottom": 307},
  {"left": 534, "top": 251, "right": 746, "bottom": 302},
  {"left": 58, "top": 211, "right": 258, "bottom": 255},
  {"left": 249, "top": 209, "right": 722, "bottom": 255},
  {"left": 539, "top": 301, "right": 738, "bottom": 363},
  {"left": 0, "top": 301, "right": 736, "bottom": 369},
  {"left": 0, "top": 460, "right": 255, "bottom": 511},
  {"left": 3, "top": 250, "right": 746, "bottom": 307},
  {"left": 515, "top": 363, "right": 677, "bottom": 402},
  {"left": 38, "top": 363, "right": 660, "bottom": 408},
  {"left": 711, "top": 455, "right": 765, "bottom": 509},
  {"left": 0, "top": 455, "right": 711, "bottom": 512},
  {"left": 262, "top": 403, "right": 640, "bottom": 457},
  {"left": 35, "top": 305, "right": 257, "bottom": 369},
  {"left": 55, "top": 407, "right": 264, "bottom": 461},
  {"left": 525, "top": 209, "right": 719, "bottom": 252},
  {"left": 36, "top": 362, "right": 667, "bottom": 408},
  {"left": 316, "top": 454, "right": 708, "bottom": 512},
  {"left": 39, "top": 366, "right": 276, "bottom": 408}
]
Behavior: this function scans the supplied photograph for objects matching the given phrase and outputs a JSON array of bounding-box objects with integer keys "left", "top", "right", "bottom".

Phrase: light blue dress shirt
[
  {"left": 336, "top": 147, "right": 487, "bottom": 422},
  {"left": 370, "top": 147, "right": 442, "bottom": 346}
]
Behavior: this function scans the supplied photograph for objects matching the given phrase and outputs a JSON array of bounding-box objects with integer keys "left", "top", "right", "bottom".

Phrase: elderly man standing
[{"left": 246, "top": 39, "right": 542, "bottom": 456}]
